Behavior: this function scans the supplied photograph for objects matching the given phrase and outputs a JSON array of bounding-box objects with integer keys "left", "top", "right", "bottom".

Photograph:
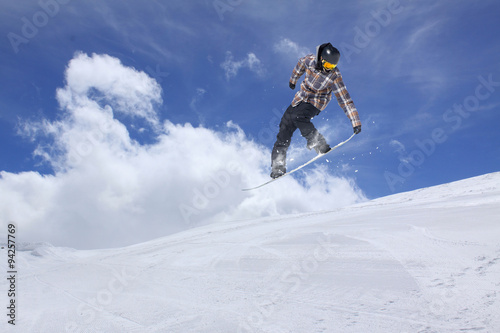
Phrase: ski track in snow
[{"left": 1, "top": 172, "right": 500, "bottom": 332}]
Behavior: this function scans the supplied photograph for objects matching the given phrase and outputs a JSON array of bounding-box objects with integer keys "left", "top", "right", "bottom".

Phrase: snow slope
[{"left": 2, "top": 172, "right": 500, "bottom": 333}]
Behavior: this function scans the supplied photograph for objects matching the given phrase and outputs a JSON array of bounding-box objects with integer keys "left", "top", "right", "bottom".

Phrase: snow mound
[{"left": 1, "top": 172, "right": 499, "bottom": 332}]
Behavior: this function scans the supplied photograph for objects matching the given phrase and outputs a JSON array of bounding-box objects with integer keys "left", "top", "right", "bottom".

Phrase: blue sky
[{"left": 1, "top": 0, "right": 499, "bottom": 248}]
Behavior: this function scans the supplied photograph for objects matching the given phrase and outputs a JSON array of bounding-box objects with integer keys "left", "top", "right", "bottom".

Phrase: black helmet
[{"left": 320, "top": 43, "right": 340, "bottom": 65}]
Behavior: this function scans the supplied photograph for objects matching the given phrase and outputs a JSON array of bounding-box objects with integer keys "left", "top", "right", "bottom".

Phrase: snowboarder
[{"left": 270, "top": 43, "right": 362, "bottom": 179}]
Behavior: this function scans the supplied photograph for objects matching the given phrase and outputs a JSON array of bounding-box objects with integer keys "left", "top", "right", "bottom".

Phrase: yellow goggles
[{"left": 322, "top": 59, "right": 337, "bottom": 70}]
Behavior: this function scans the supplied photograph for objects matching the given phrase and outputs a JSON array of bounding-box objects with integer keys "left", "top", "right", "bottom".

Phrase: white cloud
[
  {"left": 390, "top": 138, "right": 405, "bottom": 149},
  {"left": 2, "top": 52, "right": 365, "bottom": 250},
  {"left": 273, "top": 38, "right": 311, "bottom": 60},
  {"left": 389, "top": 139, "right": 411, "bottom": 164},
  {"left": 221, "top": 52, "right": 266, "bottom": 80},
  {"left": 58, "top": 52, "right": 162, "bottom": 127},
  {"left": 190, "top": 88, "right": 207, "bottom": 111},
  {"left": 406, "top": 20, "right": 443, "bottom": 51}
]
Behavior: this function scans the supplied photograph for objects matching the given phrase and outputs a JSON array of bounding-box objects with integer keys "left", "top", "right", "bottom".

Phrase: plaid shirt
[{"left": 290, "top": 54, "right": 361, "bottom": 128}]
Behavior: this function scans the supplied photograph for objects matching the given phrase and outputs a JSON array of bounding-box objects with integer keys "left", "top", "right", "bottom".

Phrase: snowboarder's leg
[
  {"left": 294, "top": 103, "right": 330, "bottom": 154},
  {"left": 271, "top": 105, "right": 297, "bottom": 178}
]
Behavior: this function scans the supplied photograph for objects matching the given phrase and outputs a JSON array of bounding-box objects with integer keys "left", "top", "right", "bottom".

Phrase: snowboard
[{"left": 242, "top": 133, "right": 355, "bottom": 191}]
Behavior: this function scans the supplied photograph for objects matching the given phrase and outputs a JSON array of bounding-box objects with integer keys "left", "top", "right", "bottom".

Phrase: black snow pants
[{"left": 271, "top": 102, "right": 327, "bottom": 169}]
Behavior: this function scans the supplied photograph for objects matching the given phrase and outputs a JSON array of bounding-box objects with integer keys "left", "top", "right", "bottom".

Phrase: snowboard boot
[
  {"left": 271, "top": 145, "right": 288, "bottom": 179},
  {"left": 270, "top": 163, "right": 286, "bottom": 179},
  {"left": 306, "top": 131, "right": 330, "bottom": 154},
  {"left": 316, "top": 143, "right": 331, "bottom": 154},
  {"left": 308, "top": 141, "right": 331, "bottom": 154}
]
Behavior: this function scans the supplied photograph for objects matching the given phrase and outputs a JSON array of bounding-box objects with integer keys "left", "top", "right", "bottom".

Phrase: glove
[
  {"left": 289, "top": 82, "right": 296, "bottom": 90},
  {"left": 353, "top": 126, "right": 361, "bottom": 134}
]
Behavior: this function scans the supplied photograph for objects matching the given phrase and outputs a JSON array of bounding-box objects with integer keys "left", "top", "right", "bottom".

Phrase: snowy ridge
[
  {"left": 367, "top": 171, "right": 500, "bottom": 207},
  {"left": 1, "top": 172, "right": 500, "bottom": 332}
]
